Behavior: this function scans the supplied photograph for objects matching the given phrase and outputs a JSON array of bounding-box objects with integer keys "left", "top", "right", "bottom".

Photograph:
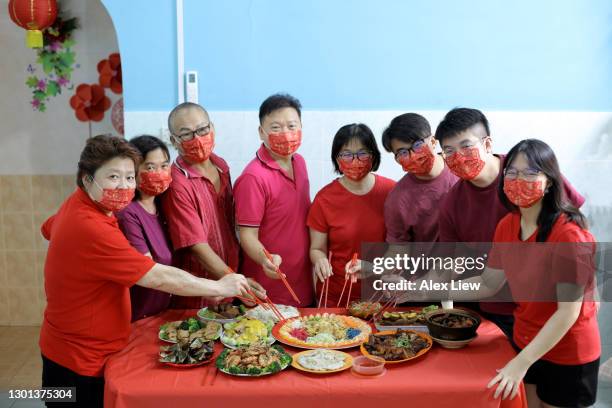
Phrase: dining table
[{"left": 104, "top": 307, "right": 527, "bottom": 408}]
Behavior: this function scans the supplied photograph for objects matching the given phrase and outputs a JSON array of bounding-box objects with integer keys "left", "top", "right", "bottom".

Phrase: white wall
[{"left": 0, "top": 0, "right": 121, "bottom": 175}]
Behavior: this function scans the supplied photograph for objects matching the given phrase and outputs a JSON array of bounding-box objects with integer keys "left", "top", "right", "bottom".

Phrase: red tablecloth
[{"left": 104, "top": 308, "right": 526, "bottom": 408}]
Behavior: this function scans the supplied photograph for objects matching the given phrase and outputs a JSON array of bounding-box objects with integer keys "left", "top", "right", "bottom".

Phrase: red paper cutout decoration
[
  {"left": 69, "top": 84, "right": 111, "bottom": 122},
  {"left": 8, "top": 0, "right": 58, "bottom": 48},
  {"left": 111, "top": 98, "right": 124, "bottom": 136},
  {"left": 97, "top": 53, "right": 122, "bottom": 94}
]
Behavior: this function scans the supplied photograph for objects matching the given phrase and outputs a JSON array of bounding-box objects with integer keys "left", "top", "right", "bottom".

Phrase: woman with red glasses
[{"left": 307, "top": 123, "right": 395, "bottom": 306}]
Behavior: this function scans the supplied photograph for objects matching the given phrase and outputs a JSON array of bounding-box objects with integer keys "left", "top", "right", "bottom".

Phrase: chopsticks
[
  {"left": 262, "top": 248, "right": 301, "bottom": 304},
  {"left": 337, "top": 253, "right": 358, "bottom": 308},
  {"left": 224, "top": 267, "right": 285, "bottom": 321},
  {"left": 345, "top": 253, "right": 358, "bottom": 309},
  {"left": 317, "top": 251, "right": 332, "bottom": 309}
]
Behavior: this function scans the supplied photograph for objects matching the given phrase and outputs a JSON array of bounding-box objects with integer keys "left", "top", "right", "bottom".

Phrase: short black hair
[
  {"left": 381, "top": 113, "right": 431, "bottom": 152},
  {"left": 129, "top": 135, "right": 170, "bottom": 163},
  {"left": 434, "top": 108, "right": 490, "bottom": 145},
  {"left": 258, "top": 93, "right": 302, "bottom": 124},
  {"left": 331, "top": 123, "right": 381, "bottom": 174},
  {"left": 167, "top": 102, "right": 208, "bottom": 134}
]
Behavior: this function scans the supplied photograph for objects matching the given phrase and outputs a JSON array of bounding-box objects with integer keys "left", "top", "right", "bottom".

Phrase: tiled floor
[{"left": 1, "top": 311, "right": 612, "bottom": 408}]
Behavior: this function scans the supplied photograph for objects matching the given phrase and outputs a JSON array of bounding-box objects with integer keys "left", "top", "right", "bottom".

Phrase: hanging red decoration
[
  {"left": 69, "top": 84, "right": 111, "bottom": 122},
  {"left": 8, "top": 0, "right": 58, "bottom": 48},
  {"left": 98, "top": 53, "right": 122, "bottom": 94}
]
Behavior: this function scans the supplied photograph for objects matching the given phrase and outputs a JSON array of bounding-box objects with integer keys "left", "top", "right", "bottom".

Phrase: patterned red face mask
[
  {"left": 267, "top": 129, "right": 302, "bottom": 156},
  {"left": 92, "top": 179, "right": 135, "bottom": 212},
  {"left": 338, "top": 157, "right": 373, "bottom": 181},
  {"left": 138, "top": 170, "right": 172, "bottom": 196},
  {"left": 181, "top": 130, "right": 215, "bottom": 163},
  {"left": 399, "top": 145, "right": 435, "bottom": 175},
  {"left": 444, "top": 147, "right": 485, "bottom": 180},
  {"left": 503, "top": 178, "right": 545, "bottom": 208}
]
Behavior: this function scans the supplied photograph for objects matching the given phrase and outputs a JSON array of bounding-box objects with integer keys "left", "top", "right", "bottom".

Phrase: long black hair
[{"left": 499, "top": 139, "right": 587, "bottom": 242}]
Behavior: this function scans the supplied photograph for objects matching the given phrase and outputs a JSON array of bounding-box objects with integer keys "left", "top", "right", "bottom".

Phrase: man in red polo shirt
[
  {"left": 162, "top": 102, "right": 266, "bottom": 309},
  {"left": 234, "top": 94, "right": 314, "bottom": 307}
]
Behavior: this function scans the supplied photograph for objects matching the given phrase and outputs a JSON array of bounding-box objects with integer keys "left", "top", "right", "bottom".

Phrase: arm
[
  {"left": 309, "top": 228, "right": 332, "bottom": 283},
  {"left": 488, "top": 283, "right": 585, "bottom": 400},
  {"left": 189, "top": 243, "right": 230, "bottom": 280},
  {"left": 136, "top": 263, "right": 250, "bottom": 298},
  {"left": 238, "top": 226, "right": 282, "bottom": 279}
]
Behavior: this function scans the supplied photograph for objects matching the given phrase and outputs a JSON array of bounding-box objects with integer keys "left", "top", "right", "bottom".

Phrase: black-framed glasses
[
  {"left": 442, "top": 137, "right": 488, "bottom": 157},
  {"left": 337, "top": 150, "right": 372, "bottom": 163},
  {"left": 504, "top": 167, "right": 542, "bottom": 181},
  {"left": 394, "top": 139, "right": 427, "bottom": 160},
  {"left": 173, "top": 124, "right": 212, "bottom": 142}
]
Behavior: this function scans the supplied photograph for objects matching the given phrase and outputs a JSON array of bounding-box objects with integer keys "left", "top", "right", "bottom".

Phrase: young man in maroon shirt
[{"left": 435, "top": 108, "right": 584, "bottom": 338}]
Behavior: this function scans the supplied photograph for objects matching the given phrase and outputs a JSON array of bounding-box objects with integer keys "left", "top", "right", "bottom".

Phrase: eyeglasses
[
  {"left": 442, "top": 137, "right": 488, "bottom": 157},
  {"left": 173, "top": 124, "right": 212, "bottom": 142},
  {"left": 394, "top": 139, "right": 427, "bottom": 160},
  {"left": 504, "top": 167, "right": 542, "bottom": 181},
  {"left": 337, "top": 150, "right": 372, "bottom": 163}
]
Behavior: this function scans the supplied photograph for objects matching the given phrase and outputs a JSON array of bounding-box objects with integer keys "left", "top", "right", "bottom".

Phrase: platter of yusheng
[{"left": 272, "top": 313, "right": 371, "bottom": 349}]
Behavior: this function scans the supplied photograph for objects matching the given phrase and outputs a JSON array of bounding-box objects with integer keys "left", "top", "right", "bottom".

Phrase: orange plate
[
  {"left": 360, "top": 330, "right": 433, "bottom": 364},
  {"left": 291, "top": 350, "right": 353, "bottom": 374},
  {"left": 272, "top": 315, "right": 371, "bottom": 350}
]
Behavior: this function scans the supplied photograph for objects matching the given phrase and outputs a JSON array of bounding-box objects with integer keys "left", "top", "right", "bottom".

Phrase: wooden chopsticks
[
  {"left": 337, "top": 252, "right": 358, "bottom": 308},
  {"left": 262, "top": 248, "right": 301, "bottom": 304}
]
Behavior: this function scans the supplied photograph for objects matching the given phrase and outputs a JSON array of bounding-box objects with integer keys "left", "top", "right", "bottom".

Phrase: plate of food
[
  {"left": 244, "top": 304, "right": 300, "bottom": 324},
  {"left": 216, "top": 344, "right": 292, "bottom": 376},
  {"left": 291, "top": 349, "right": 353, "bottom": 374},
  {"left": 361, "top": 330, "right": 433, "bottom": 364},
  {"left": 159, "top": 337, "right": 215, "bottom": 368},
  {"left": 374, "top": 305, "right": 439, "bottom": 332},
  {"left": 348, "top": 301, "right": 382, "bottom": 320},
  {"left": 158, "top": 317, "right": 222, "bottom": 344},
  {"left": 197, "top": 302, "right": 248, "bottom": 324},
  {"left": 273, "top": 313, "right": 371, "bottom": 349},
  {"left": 220, "top": 316, "right": 275, "bottom": 349},
  {"left": 424, "top": 308, "right": 481, "bottom": 342}
]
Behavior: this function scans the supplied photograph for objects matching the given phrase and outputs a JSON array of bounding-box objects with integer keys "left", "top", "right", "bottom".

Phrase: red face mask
[
  {"left": 338, "top": 158, "right": 373, "bottom": 181},
  {"left": 503, "top": 178, "right": 545, "bottom": 208},
  {"left": 181, "top": 130, "right": 215, "bottom": 163},
  {"left": 444, "top": 147, "right": 485, "bottom": 180},
  {"left": 399, "top": 145, "right": 435, "bottom": 175},
  {"left": 267, "top": 129, "right": 302, "bottom": 156},
  {"left": 92, "top": 179, "right": 135, "bottom": 212},
  {"left": 138, "top": 170, "right": 172, "bottom": 196}
]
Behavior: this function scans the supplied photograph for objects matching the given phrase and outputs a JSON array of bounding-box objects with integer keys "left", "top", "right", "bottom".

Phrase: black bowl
[{"left": 424, "top": 308, "right": 481, "bottom": 341}]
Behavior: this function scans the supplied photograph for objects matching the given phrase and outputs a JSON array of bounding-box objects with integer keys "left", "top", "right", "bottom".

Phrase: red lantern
[{"left": 8, "top": 0, "right": 58, "bottom": 48}]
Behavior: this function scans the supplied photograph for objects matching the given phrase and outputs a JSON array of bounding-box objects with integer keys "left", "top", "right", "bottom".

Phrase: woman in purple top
[{"left": 117, "top": 135, "right": 174, "bottom": 321}]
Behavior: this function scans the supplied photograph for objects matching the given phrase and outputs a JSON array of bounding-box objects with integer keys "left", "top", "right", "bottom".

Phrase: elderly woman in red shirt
[{"left": 40, "top": 135, "right": 250, "bottom": 408}]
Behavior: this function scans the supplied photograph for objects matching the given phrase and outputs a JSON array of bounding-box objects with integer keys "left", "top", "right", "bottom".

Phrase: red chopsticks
[
  {"left": 262, "top": 248, "right": 301, "bottom": 304},
  {"left": 337, "top": 253, "right": 358, "bottom": 308},
  {"left": 317, "top": 251, "right": 333, "bottom": 309},
  {"left": 224, "top": 267, "right": 285, "bottom": 321}
]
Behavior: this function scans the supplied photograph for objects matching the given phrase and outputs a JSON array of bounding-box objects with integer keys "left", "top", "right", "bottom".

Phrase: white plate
[
  {"left": 158, "top": 323, "right": 222, "bottom": 344},
  {"left": 197, "top": 307, "right": 241, "bottom": 324}
]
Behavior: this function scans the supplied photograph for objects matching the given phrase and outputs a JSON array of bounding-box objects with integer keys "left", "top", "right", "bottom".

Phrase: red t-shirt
[
  {"left": 39, "top": 188, "right": 155, "bottom": 377},
  {"left": 438, "top": 154, "right": 585, "bottom": 315},
  {"left": 384, "top": 164, "right": 457, "bottom": 243},
  {"left": 307, "top": 175, "right": 396, "bottom": 305},
  {"left": 490, "top": 213, "right": 600, "bottom": 365},
  {"left": 234, "top": 145, "right": 313, "bottom": 307},
  {"left": 162, "top": 154, "right": 239, "bottom": 309}
]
